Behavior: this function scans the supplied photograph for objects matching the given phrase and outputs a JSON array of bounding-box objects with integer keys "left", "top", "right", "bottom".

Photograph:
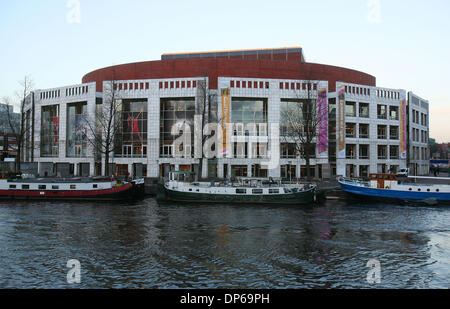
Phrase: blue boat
[{"left": 338, "top": 174, "right": 450, "bottom": 204}]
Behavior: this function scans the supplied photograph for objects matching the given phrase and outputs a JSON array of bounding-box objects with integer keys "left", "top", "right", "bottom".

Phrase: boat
[
  {"left": 157, "top": 171, "right": 319, "bottom": 205},
  {"left": 0, "top": 175, "right": 146, "bottom": 201},
  {"left": 338, "top": 174, "right": 450, "bottom": 204}
]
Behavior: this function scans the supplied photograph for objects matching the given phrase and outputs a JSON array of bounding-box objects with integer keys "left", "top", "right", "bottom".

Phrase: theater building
[{"left": 22, "top": 47, "right": 429, "bottom": 179}]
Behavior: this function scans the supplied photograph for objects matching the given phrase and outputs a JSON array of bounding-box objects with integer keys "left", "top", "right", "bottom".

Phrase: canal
[{"left": 0, "top": 198, "right": 449, "bottom": 288}]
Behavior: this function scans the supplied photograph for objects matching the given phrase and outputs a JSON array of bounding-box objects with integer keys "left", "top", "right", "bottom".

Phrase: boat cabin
[
  {"left": 168, "top": 171, "right": 195, "bottom": 183},
  {"left": 369, "top": 174, "right": 398, "bottom": 189}
]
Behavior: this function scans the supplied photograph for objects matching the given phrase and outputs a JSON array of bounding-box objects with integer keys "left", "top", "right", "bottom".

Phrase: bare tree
[
  {"left": 0, "top": 76, "right": 34, "bottom": 174},
  {"left": 85, "top": 79, "right": 122, "bottom": 176},
  {"left": 280, "top": 81, "right": 326, "bottom": 181}
]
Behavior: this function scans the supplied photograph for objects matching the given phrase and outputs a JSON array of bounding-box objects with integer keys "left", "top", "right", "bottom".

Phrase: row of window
[
  {"left": 344, "top": 123, "right": 400, "bottom": 140},
  {"left": 230, "top": 80, "right": 270, "bottom": 89},
  {"left": 115, "top": 82, "right": 150, "bottom": 91},
  {"left": 345, "top": 86, "right": 371, "bottom": 97},
  {"left": 411, "top": 109, "right": 428, "bottom": 126},
  {"left": 412, "top": 128, "right": 428, "bottom": 143},
  {"left": 9, "top": 184, "right": 99, "bottom": 190},
  {"left": 159, "top": 80, "right": 198, "bottom": 90},
  {"left": 345, "top": 144, "right": 401, "bottom": 160}
]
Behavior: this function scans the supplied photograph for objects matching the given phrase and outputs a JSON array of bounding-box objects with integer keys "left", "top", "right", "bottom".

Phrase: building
[
  {"left": 22, "top": 47, "right": 429, "bottom": 179},
  {"left": 407, "top": 92, "right": 430, "bottom": 175}
]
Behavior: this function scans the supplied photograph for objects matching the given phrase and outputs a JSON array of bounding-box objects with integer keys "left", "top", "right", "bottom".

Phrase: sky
[{"left": 1, "top": 0, "right": 450, "bottom": 142}]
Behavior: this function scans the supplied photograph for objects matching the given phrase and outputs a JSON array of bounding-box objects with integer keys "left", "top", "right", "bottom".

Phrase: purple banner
[{"left": 318, "top": 87, "right": 328, "bottom": 154}]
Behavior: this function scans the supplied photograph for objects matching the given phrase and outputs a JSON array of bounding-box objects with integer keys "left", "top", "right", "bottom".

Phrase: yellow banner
[{"left": 221, "top": 88, "right": 230, "bottom": 156}]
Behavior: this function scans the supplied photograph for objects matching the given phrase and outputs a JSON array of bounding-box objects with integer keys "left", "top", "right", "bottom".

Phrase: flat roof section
[{"left": 161, "top": 47, "right": 305, "bottom": 62}]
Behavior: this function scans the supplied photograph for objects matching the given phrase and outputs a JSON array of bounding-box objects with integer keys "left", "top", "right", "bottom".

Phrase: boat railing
[{"left": 338, "top": 176, "right": 370, "bottom": 187}]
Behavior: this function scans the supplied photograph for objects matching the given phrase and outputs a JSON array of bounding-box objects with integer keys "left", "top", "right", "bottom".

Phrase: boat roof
[{"left": 169, "top": 171, "right": 195, "bottom": 175}]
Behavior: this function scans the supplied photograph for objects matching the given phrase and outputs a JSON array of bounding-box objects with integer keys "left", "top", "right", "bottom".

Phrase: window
[
  {"left": 378, "top": 145, "right": 387, "bottom": 160},
  {"left": 22, "top": 185, "right": 30, "bottom": 190},
  {"left": 280, "top": 143, "right": 297, "bottom": 159},
  {"left": 346, "top": 123, "right": 356, "bottom": 138},
  {"left": 38, "top": 185, "right": 46, "bottom": 190},
  {"left": 345, "top": 102, "right": 356, "bottom": 117},
  {"left": 378, "top": 125, "right": 387, "bottom": 139},
  {"left": 40, "top": 105, "right": 60, "bottom": 157},
  {"left": 390, "top": 126, "right": 399, "bottom": 140},
  {"left": 252, "top": 189, "right": 263, "bottom": 194},
  {"left": 231, "top": 98, "right": 268, "bottom": 125},
  {"left": 390, "top": 146, "right": 399, "bottom": 159},
  {"left": 359, "top": 124, "right": 369, "bottom": 139},
  {"left": 52, "top": 185, "right": 59, "bottom": 190},
  {"left": 67, "top": 102, "right": 88, "bottom": 158},
  {"left": 236, "top": 189, "right": 246, "bottom": 194},
  {"left": 359, "top": 103, "right": 370, "bottom": 118},
  {"left": 93, "top": 184, "right": 98, "bottom": 189},
  {"left": 160, "top": 98, "right": 194, "bottom": 158},
  {"left": 9, "top": 185, "right": 16, "bottom": 189},
  {"left": 70, "top": 185, "right": 76, "bottom": 190},
  {"left": 269, "top": 189, "right": 279, "bottom": 194},
  {"left": 116, "top": 99, "right": 148, "bottom": 158},
  {"left": 346, "top": 144, "right": 357, "bottom": 159},
  {"left": 377, "top": 105, "right": 387, "bottom": 119},
  {"left": 389, "top": 106, "right": 399, "bottom": 120},
  {"left": 359, "top": 145, "right": 370, "bottom": 159}
]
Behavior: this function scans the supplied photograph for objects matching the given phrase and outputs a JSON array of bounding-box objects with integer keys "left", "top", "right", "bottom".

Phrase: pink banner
[{"left": 318, "top": 87, "right": 328, "bottom": 154}]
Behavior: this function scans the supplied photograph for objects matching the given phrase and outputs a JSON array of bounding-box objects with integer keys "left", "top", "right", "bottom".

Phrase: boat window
[
  {"left": 252, "top": 189, "right": 263, "bottom": 194},
  {"left": 39, "top": 185, "right": 46, "bottom": 190},
  {"left": 427, "top": 189, "right": 430, "bottom": 192},
  {"left": 409, "top": 188, "right": 412, "bottom": 191},
  {"left": 418, "top": 189, "right": 421, "bottom": 192},
  {"left": 70, "top": 185, "right": 76, "bottom": 190},
  {"left": 22, "top": 185, "right": 30, "bottom": 190},
  {"left": 269, "top": 189, "right": 279, "bottom": 194},
  {"left": 436, "top": 189, "right": 440, "bottom": 192},
  {"left": 189, "top": 189, "right": 192, "bottom": 192},
  {"left": 236, "top": 189, "right": 246, "bottom": 194},
  {"left": 52, "top": 186, "right": 59, "bottom": 190},
  {"left": 284, "top": 188, "right": 292, "bottom": 193},
  {"left": 93, "top": 184, "right": 98, "bottom": 189},
  {"left": 9, "top": 185, "right": 16, "bottom": 189}
]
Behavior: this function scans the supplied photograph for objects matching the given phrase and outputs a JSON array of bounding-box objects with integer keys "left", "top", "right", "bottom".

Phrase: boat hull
[
  {"left": 0, "top": 183, "right": 142, "bottom": 202},
  {"left": 157, "top": 183, "right": 317, "bottom": 205},
  {"left": 338, "top": 181, "right": 450, "bottom": 203}
]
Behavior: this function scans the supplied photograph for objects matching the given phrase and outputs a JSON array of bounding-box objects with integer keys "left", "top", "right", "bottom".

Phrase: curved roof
[{"left": 82, "top": 48, "right": 376, "bottom": 92}]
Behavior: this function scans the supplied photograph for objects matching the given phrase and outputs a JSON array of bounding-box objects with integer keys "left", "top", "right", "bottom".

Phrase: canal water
[{"left": 0, "top": 198, "right": 449, "bottom": 289}]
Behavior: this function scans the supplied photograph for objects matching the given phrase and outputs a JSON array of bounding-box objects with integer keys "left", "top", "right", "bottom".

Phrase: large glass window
[
  {"left": 115, "top": 99, "right": 148, "bottom": 158},
  {"left": 67, "top": 102, "right": 88, "bottom": 158},
  {"left": 41, "top": 105, "right": 59, "bottom": 157},
  {"left": 160, "top": 98, "right": 195, "bottom": 158},
  {"left": 232, "top": 98, "right": 267, "bottom": 126},
  {"left": 359, "top": 103, "right": 370, "bottom": 118}
]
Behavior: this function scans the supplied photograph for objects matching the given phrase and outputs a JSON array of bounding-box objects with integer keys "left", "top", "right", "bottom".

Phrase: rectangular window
[
  {"left": 359, "top": 103, "right": 370, "bottom": 118},
  {"left": 378, "top": 145, "right": 387, "bottom": 160},
  {"left": 269, "top": 189, "right": 279, "bottom": 194},
  {"left": 236, "top": 189, "right": 246, "bottom": 194},
  {"left": 359, "top": 145, "right": 370, "bottom": 159},
  {"left": 38, "top": 185, "right": 46, "bottom": 190},
  {"left": 70, "top": 185, "right": 77, "bottom": 190},
  {"left": 52, "top": 185, "right": 59, "bottom": 190},
  {"left": 40, "top": 105, "right": 60, "bottom": 157},
  {"left": 22, "top": 185, "right": 30, "bottom": 190},
  {"left": 252, "top": 189, "right": 263, "bottom": 194},
  {"left": 359, "top": 124, "right": 369, "bottom": 139},
  {"left": 9, "top": 185, "right": 16, "bottom": 189},
  {"left": 377, "top": 105, "right": 387, "bottom": 119},
  {"left": 345, "top": 102, "right": 356, "bottom": 117},
  {"left": 346, "top": 123, "right": 356, "bottom": 138},
  {"left": 378, "top": 125, "right": 387, "bottom": 139}
]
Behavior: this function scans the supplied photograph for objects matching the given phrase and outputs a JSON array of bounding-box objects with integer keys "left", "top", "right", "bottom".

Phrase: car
[{"left": 397, "top": 168, "right": 410, "bottom": 177}]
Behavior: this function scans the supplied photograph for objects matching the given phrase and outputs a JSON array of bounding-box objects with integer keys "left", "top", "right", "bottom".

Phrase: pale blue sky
[{"left": 1, "top": 0, "right": 450, "bottom": 142}]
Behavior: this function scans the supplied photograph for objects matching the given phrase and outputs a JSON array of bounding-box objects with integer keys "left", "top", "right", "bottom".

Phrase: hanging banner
[
  {"left": 317, "top": 82, "right": 328, "bottom": 157},
  {"left": 400, "top": 92, "right": 407, "bottom": 159},
  {"left": 337, "top": 84, "right": 346, "bottom": 159},
  {"left": 220, "top": 83, "right": 231, "bottom": 158}
]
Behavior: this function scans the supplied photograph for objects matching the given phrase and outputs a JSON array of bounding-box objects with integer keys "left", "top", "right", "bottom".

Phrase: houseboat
[
  {"left": 338, "top": 174, "right": 450, "bottom": 204},
  {"left": 0, "top": 176, "right": 146, "bottom": 201},
  {"left": 157, "top": 171, "right": 319, "bottom": 205}
]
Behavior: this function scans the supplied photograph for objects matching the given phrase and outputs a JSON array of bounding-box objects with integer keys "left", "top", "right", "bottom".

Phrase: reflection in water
[{"left": 0, "top": 199, "right": 449, "bottom": 288}]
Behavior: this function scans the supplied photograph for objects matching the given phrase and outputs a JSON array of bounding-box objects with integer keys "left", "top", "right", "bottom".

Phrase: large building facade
[{"left": 22, "top": 47, "right": 430, "bottom": 178}]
